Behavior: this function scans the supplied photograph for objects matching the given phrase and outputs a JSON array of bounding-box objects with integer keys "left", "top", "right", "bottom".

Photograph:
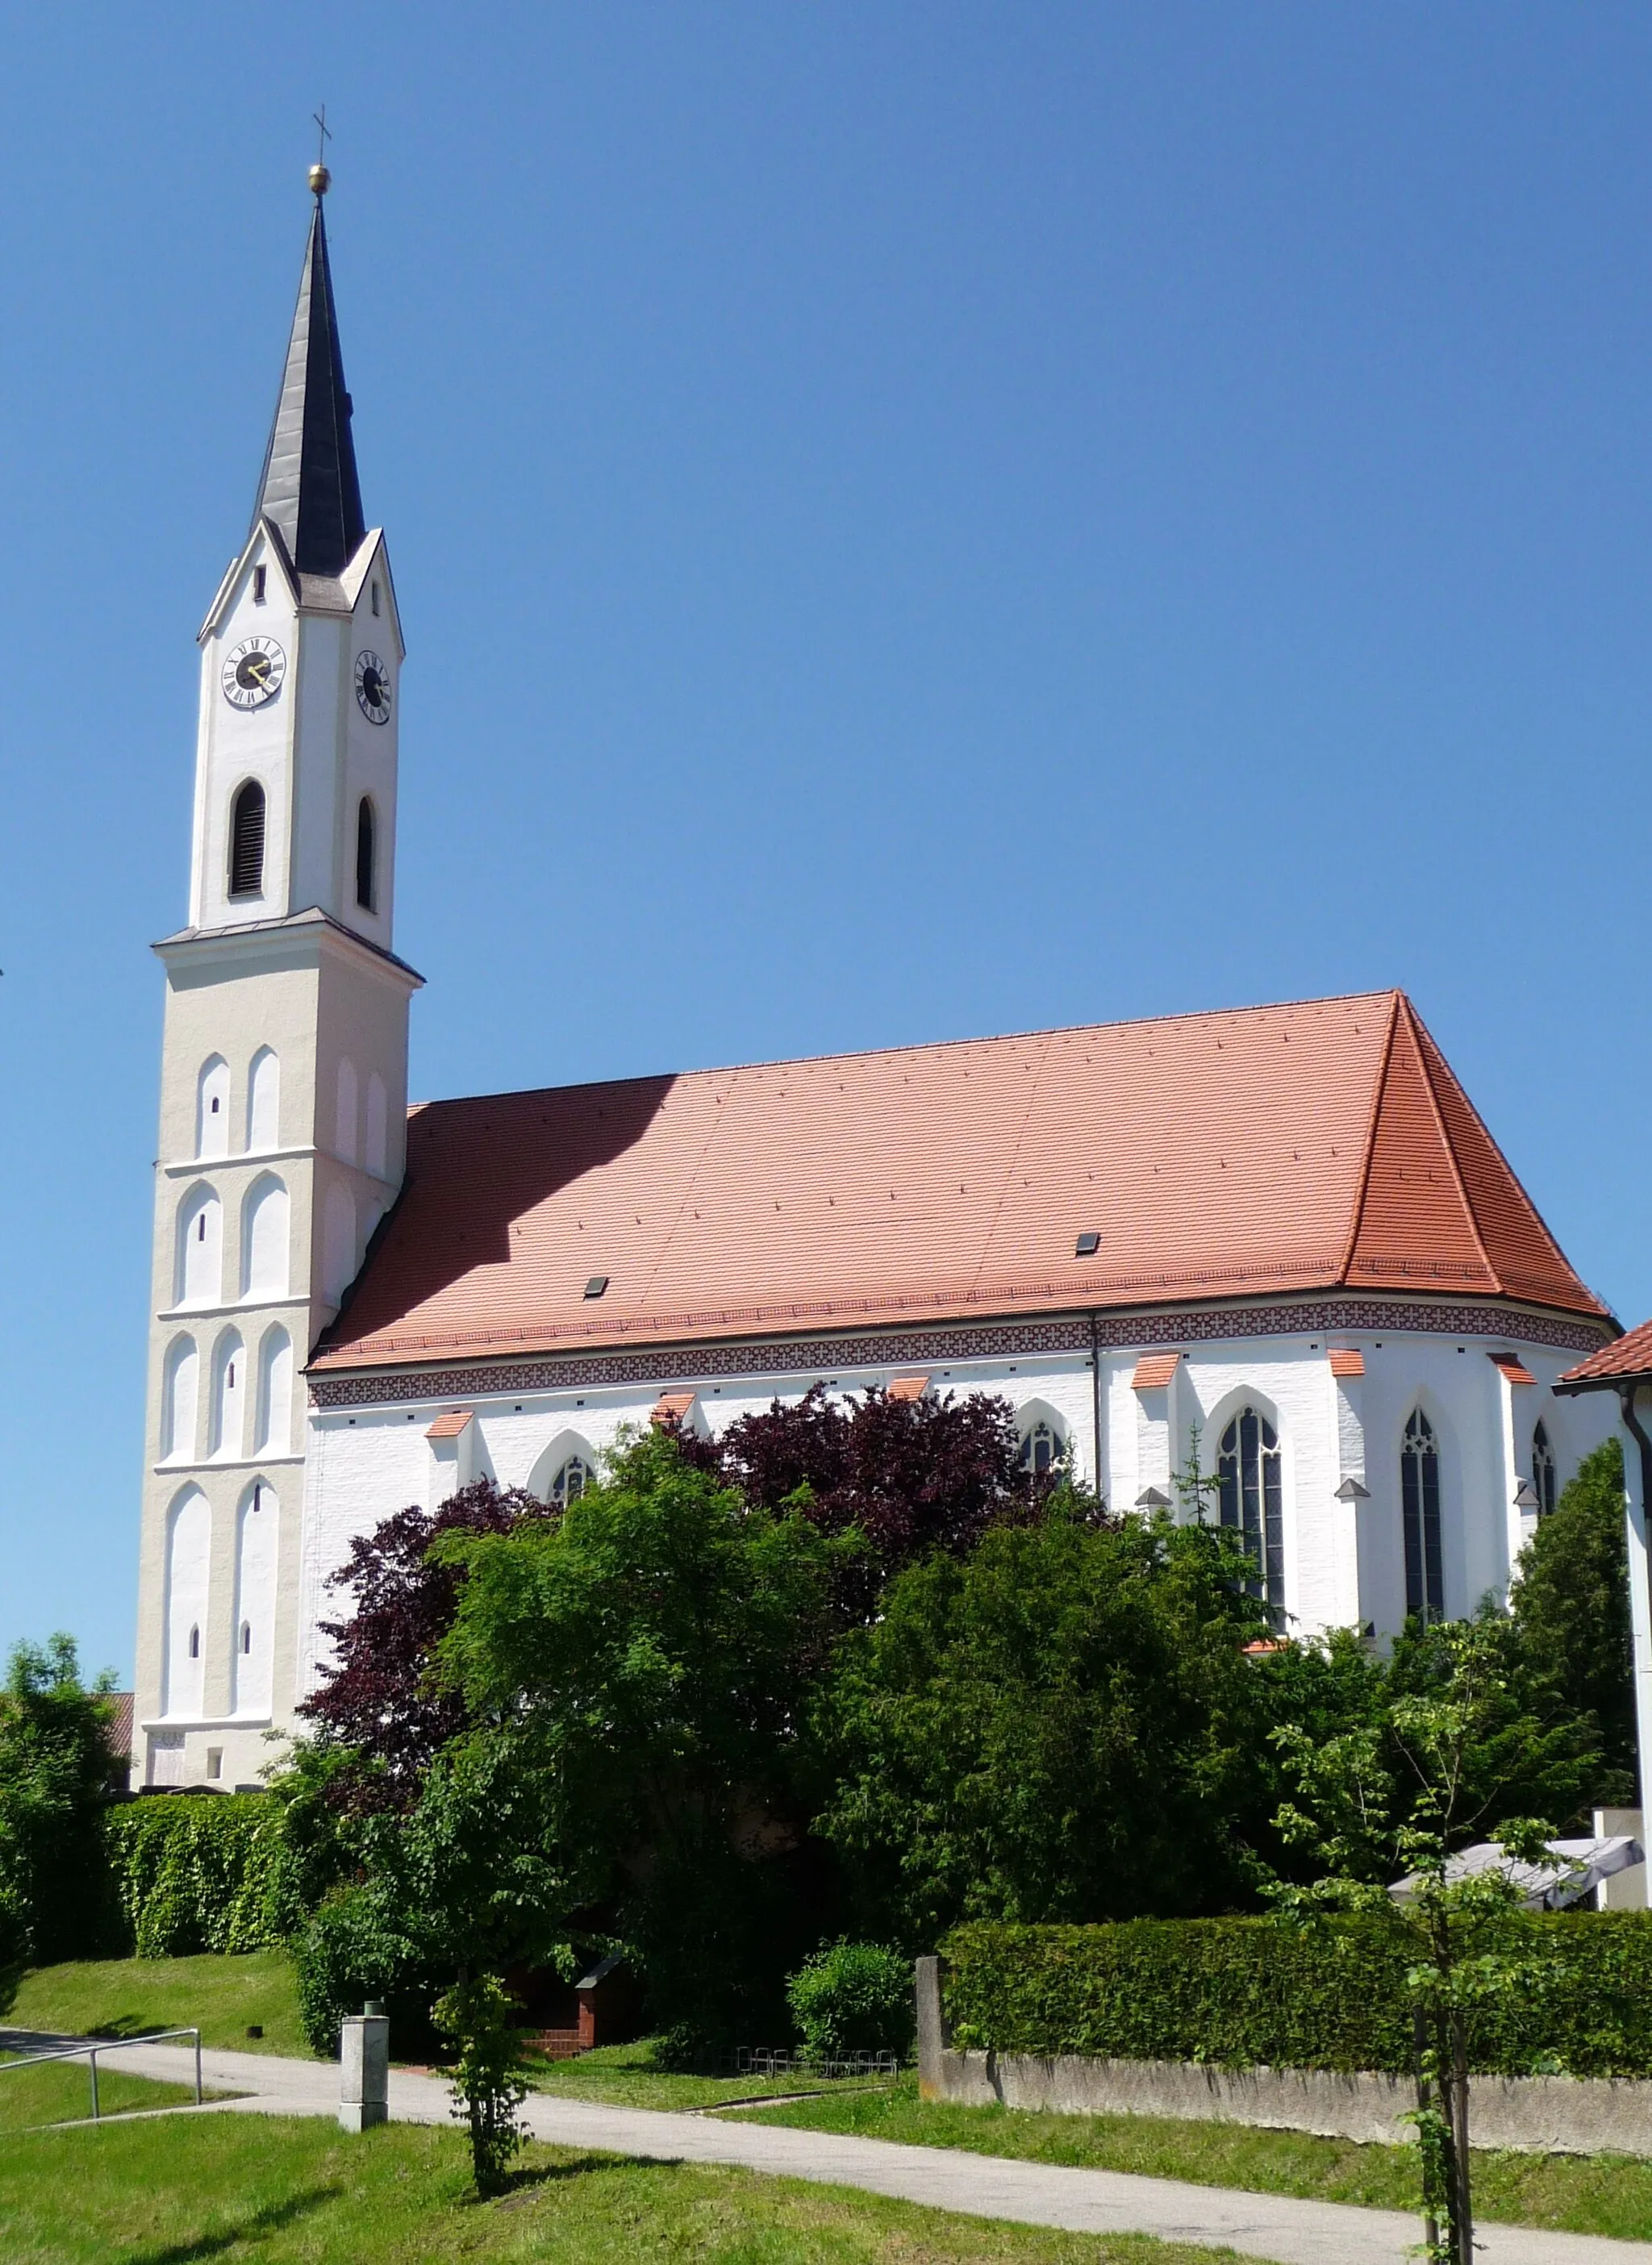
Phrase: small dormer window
[{"left": 252, "top": 564, "right": 267, "bottom": 604}]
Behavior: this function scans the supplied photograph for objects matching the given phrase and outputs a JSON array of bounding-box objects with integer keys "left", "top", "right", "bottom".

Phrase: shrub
[
  {"left": 788, "top": 1941, "right": 915, "bottom": 2063},
  {"left": 291, "top": 1885, "right": 419, "bottom": 2058},
  {"left": 942, "top": 1913, "right": 1652, "bottom": 2079},
  {"left": 434, "top": 1974, "right": 530, "bottom": 2196},
  {"left": 106, "top": 1794, "right": 302, "bottom": 1958}
]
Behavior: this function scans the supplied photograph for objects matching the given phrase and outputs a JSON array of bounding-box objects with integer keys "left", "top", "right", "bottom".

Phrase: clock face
[
  {"left": 221, "top": 636, "right": 287, "bottom": 710},
  {"left": 355, "top": 649, "right": 392, "bottom": 726}
]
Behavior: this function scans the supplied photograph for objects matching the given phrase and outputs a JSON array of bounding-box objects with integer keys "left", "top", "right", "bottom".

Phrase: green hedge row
[
  {"left": 942, "top": 1916, "right": 1652, "bottom": 2080},
  {"left": 106, "top": 1796, "right": 302, "bottom": 1958}
]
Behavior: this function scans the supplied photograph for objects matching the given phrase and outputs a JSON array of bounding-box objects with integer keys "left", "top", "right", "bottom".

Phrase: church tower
[{"left": 131, "top": 170, "right": 419, "bottom": 1789}]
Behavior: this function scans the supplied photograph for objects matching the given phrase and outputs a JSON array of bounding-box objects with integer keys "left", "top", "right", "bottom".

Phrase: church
[{"left": 131, "top": 177, "right": 1622, "bottom": 1792}]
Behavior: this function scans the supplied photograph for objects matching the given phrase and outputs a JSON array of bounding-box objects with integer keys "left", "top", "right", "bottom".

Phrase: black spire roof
[{"left": 251, "top": 191, "right": 366, "bottom": 579}]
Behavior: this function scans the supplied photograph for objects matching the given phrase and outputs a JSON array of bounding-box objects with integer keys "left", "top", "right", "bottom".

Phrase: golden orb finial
[{"left": 309, "top": 161, "right": 332, "bottom": 196}]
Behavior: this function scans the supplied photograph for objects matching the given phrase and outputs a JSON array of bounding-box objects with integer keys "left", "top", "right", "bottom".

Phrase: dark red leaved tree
[{"left": 298, "top": 1478, "right": 551, "bottom": 1808}]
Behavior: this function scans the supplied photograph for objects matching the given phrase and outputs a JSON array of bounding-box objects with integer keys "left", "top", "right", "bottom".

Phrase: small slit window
[
  {"left": 355, "top": 798, "right": 376, "bottom": 912},
  {"left": 229, "top": 781, "right": 265, "bottom": 899},
  {"left": 188, "top": 1625, "right": 201, "bottom": 1660},
  {"left": 370, "top": 579, "right": 381, "bottom": 617},
  {"left": 252, "top": 564, "right": 267, "bottom": 604},
  {"left": 240, "top": 1621, "right": 252, "bottom": 1655}
]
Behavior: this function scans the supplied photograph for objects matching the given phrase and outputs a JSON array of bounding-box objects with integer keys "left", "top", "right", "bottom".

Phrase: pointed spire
[{"left": 252, "top": 178, "right": 366, "bottom": 579}]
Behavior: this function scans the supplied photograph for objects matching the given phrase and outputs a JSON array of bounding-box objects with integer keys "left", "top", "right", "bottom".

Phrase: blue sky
[{"left": 3, "top": 5, "right": 1650, "bottom": 1680}]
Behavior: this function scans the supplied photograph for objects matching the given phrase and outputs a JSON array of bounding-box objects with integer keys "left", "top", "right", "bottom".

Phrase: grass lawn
[
  {"left": 0, "top": 2051, "right": 202, "bottom": 2132},
  {"left": 6, "top": 1951, "right": 311, "bottom": 2059},
  {"left": 0, "top": 2112, "right": 1230, "bottom": 2264},
  {"left": 526, "top": 2037, "right": 899, "bottom": 2113},
  {"left": 732, "top": 2079, "right": 1652, "bottom": 2246}
]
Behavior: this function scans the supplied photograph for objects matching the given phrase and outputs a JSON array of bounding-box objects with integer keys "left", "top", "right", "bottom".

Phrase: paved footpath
[{"left": 8, "top": 2030, "right": 1652, "bottom": 2265}]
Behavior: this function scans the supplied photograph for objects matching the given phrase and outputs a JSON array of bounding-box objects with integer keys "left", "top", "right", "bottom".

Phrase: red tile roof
[
  {"left": 313, "top": 991, "right": 1608, "bottom": 1374},
  {"left": 651, "top": 1391, "right": 696, "bottom": 1426},
  {"left": 1329, "top": 1349, "right": 1365, "bottom": 1379},
  {"left": 1488, "top": 1354, "right": 1537, "bottom": 1387},
  {"left": 1131, "top": 1351, "right": 1184, "bottom": 1391},
  {"left": 425, "top": 1408, "right": 473, "bottom": 1439},
  {"left": 1561, "top": 1320, "right": 1652, "bottom": 1389},
  {"left": 886, "top": 1374, "right": 930, "bottom": 1402}
]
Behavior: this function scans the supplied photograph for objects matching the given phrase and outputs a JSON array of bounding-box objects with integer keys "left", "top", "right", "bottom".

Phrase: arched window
[
  {"left": 232, "top": 1479, "right": 277, "bottom": 1716},
  {"left": 247, "top": 1046, "right": 280, "bottom": 1152},
  {"left": 209, "top": 1330, "right": 244, "bottom": 1459},
  {"left": 175, "top": 1186, "right": 222, "bottom": 1308},
  {"left": 1218, "top": 1408, "right": 1283, "bottom": 1614},
  {"left": 241, "top": 1174, "right": 290, "bottom": 1299},
  {"left": 1017, "top": 1418, "right": 1068, "bottom": 1479},
  {"left": 254, "top": 1326, "right": 293, "bottom": 1455},
  {"left": 196, "top": 1056, "right": 230, "bottom": 1160},
  {"left": 549, "top": 1454, "right": 592, "bottom": 1506},
  {"left": 336, "top": 1058, "right": 358, "bottom": 1163},
  {"left": 1532, "top": 1422, "right": 1558, "bottom": 1520},
  {"left": 365, "top": 1072, "right": 388, "bottom": 1178},
  {"left": 1402, "top": 1408, "right": 1445, "bottom": 1624},
  {"left": 162, "top": 1485, "right": 209, "bottom": 1719},
  {"left": 356, "top": 798, "right": 377, "bottom": 911},
  {"left": 228, "top": 781, "right": 266, "bottom": 899},
  {"left": 323, "top": 1183, "right": 357, "bottom": 1302},
  {"left": 161, "top": 1335, "right": 198, "bottom": 1463}
]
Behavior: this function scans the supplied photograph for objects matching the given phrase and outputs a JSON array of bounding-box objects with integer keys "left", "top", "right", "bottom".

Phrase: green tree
[
  {"left": 1274, "top": 1617, "right": 1575, "bottom": 2265},
  {"left": 0, "top": 1635, "right": 119, "bottom": 1964},
  {"left": 432, "top": 1427, "right": 841, "bottom": 2055},
  {"left": 817, "top": 1504, "right": 1276, "bottom": 1942},
  {"left": 434, "top": 1972, "right": 531, "bottom": 2196},
  {"left": 1510, "top": 1437, "right": 1634, "bottom": 1793}
]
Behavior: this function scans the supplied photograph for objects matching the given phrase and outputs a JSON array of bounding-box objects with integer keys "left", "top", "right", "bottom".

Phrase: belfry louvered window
[
  {"left": 1218, "top": 1408, "right": 1283, "bottom": 1618},
  {"left": 229, "top": 781, "right": 266, "bottom": 898},
  {"left": 356, "top": 797, "right": 376, "bottom": 911},
  {"left": 1402, "top": 1408, "right": 1445, "bottom": 1623}
]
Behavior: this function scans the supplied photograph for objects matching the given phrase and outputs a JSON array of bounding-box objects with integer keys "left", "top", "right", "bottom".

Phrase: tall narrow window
[
  {"left": 1402, "top": 1408, "right": 1445, "bottom": 1623},
  {"left": 549, "top": 1455, "right": 592, "bottom": 1506},
  {"left": 252, "top": 563, "right": 267, "bottom": 603},
  {"left": 355, "top": 798, "right": 376, "bottom": 911},
  {"left": 1532, "top": 1422, "right": 1557, "bottom": 1520},
  {"left": 229, "top": 781, "right": 265, "bottom": 899},
  {"left": 1218, "top": 1408, "right": 1284, "bottom": 1616},
  {"left": 1017, "top": 1418, "right": 1067, "bottom": 1479}
]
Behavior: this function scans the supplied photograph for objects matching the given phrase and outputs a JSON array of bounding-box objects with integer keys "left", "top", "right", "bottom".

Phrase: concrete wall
[{"left": 914, "top": 1957, "right": 1652, "bottom": 2159}]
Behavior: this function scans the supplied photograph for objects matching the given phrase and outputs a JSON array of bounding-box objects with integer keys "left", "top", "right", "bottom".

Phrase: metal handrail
[{"left": 0, "top": 2026, "right": 203, "bottom": 2121}]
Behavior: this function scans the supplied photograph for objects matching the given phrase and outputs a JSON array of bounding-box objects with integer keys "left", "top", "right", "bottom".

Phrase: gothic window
[
  {"left": 356, "top": 798, "right": 377, "bottom": 912},
  {"left": 1217, "top": 1407, "right": 1284, "bottom": 1614},
  {"left": 1017, "top": 1418, "right": 1068, "bottom": 1479},
  {"left": 1532, "top": 1422, "right": 1557, "bottom": 1520},
  {"left": 209, "top": 1330, "right": 244, "bottom": 1459},
  {"left": 323, "top": 1183, "right": 357, "bottom": 1302},
  {"left": 549, "top": 1454, "right": 592, "bottom": 1507},
  {"left": 229, "top": 781, "right": 265, "bottom": 899},
  {"left": 1402, "top": 1408, "right": 1445, "bottom": 1624},
  {"left": 254, "top": 1326, "right": 293, "bottom": 1455},
  {"left": 232, "top": 1479, "right": 277, "bottom": 1716}
]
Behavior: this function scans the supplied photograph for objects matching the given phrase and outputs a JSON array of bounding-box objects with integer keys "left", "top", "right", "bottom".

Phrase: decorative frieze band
[{"left": 307, "top": 1295, "right": 1610, "bottom": 1412}]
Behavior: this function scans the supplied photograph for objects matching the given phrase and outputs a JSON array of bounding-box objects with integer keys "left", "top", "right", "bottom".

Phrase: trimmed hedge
[
  {"left": 942, "top": 1916, "right": 1652, "bottom": 2080},
  {"left": 106, "top": 1795, "right": 302, "bottom": 1958}
]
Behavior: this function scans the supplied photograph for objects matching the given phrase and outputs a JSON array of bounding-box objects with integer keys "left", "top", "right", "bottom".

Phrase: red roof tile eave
[
  {"left": 1558, "top": 1317, "right": 1652, "bottom": 1392},
  {"left": 311, "top": 1272, "right": 1615, "bottom": 1379}
]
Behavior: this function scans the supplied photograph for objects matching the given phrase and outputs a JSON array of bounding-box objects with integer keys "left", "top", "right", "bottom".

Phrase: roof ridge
[
  {"left": 1337, "top": 991, "right": 1402, "bottom": 1284},
  {"left": 1400, "top": 995, "right": 1501, "bottom": 1291},
  {"left": 404, "top": 987, "right": 1404, "bottom": 1114}
]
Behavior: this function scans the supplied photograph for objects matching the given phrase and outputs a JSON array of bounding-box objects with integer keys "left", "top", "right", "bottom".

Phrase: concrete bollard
[{"left": 339, "top": 2001, "right": 390, "bottom": 2133}]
